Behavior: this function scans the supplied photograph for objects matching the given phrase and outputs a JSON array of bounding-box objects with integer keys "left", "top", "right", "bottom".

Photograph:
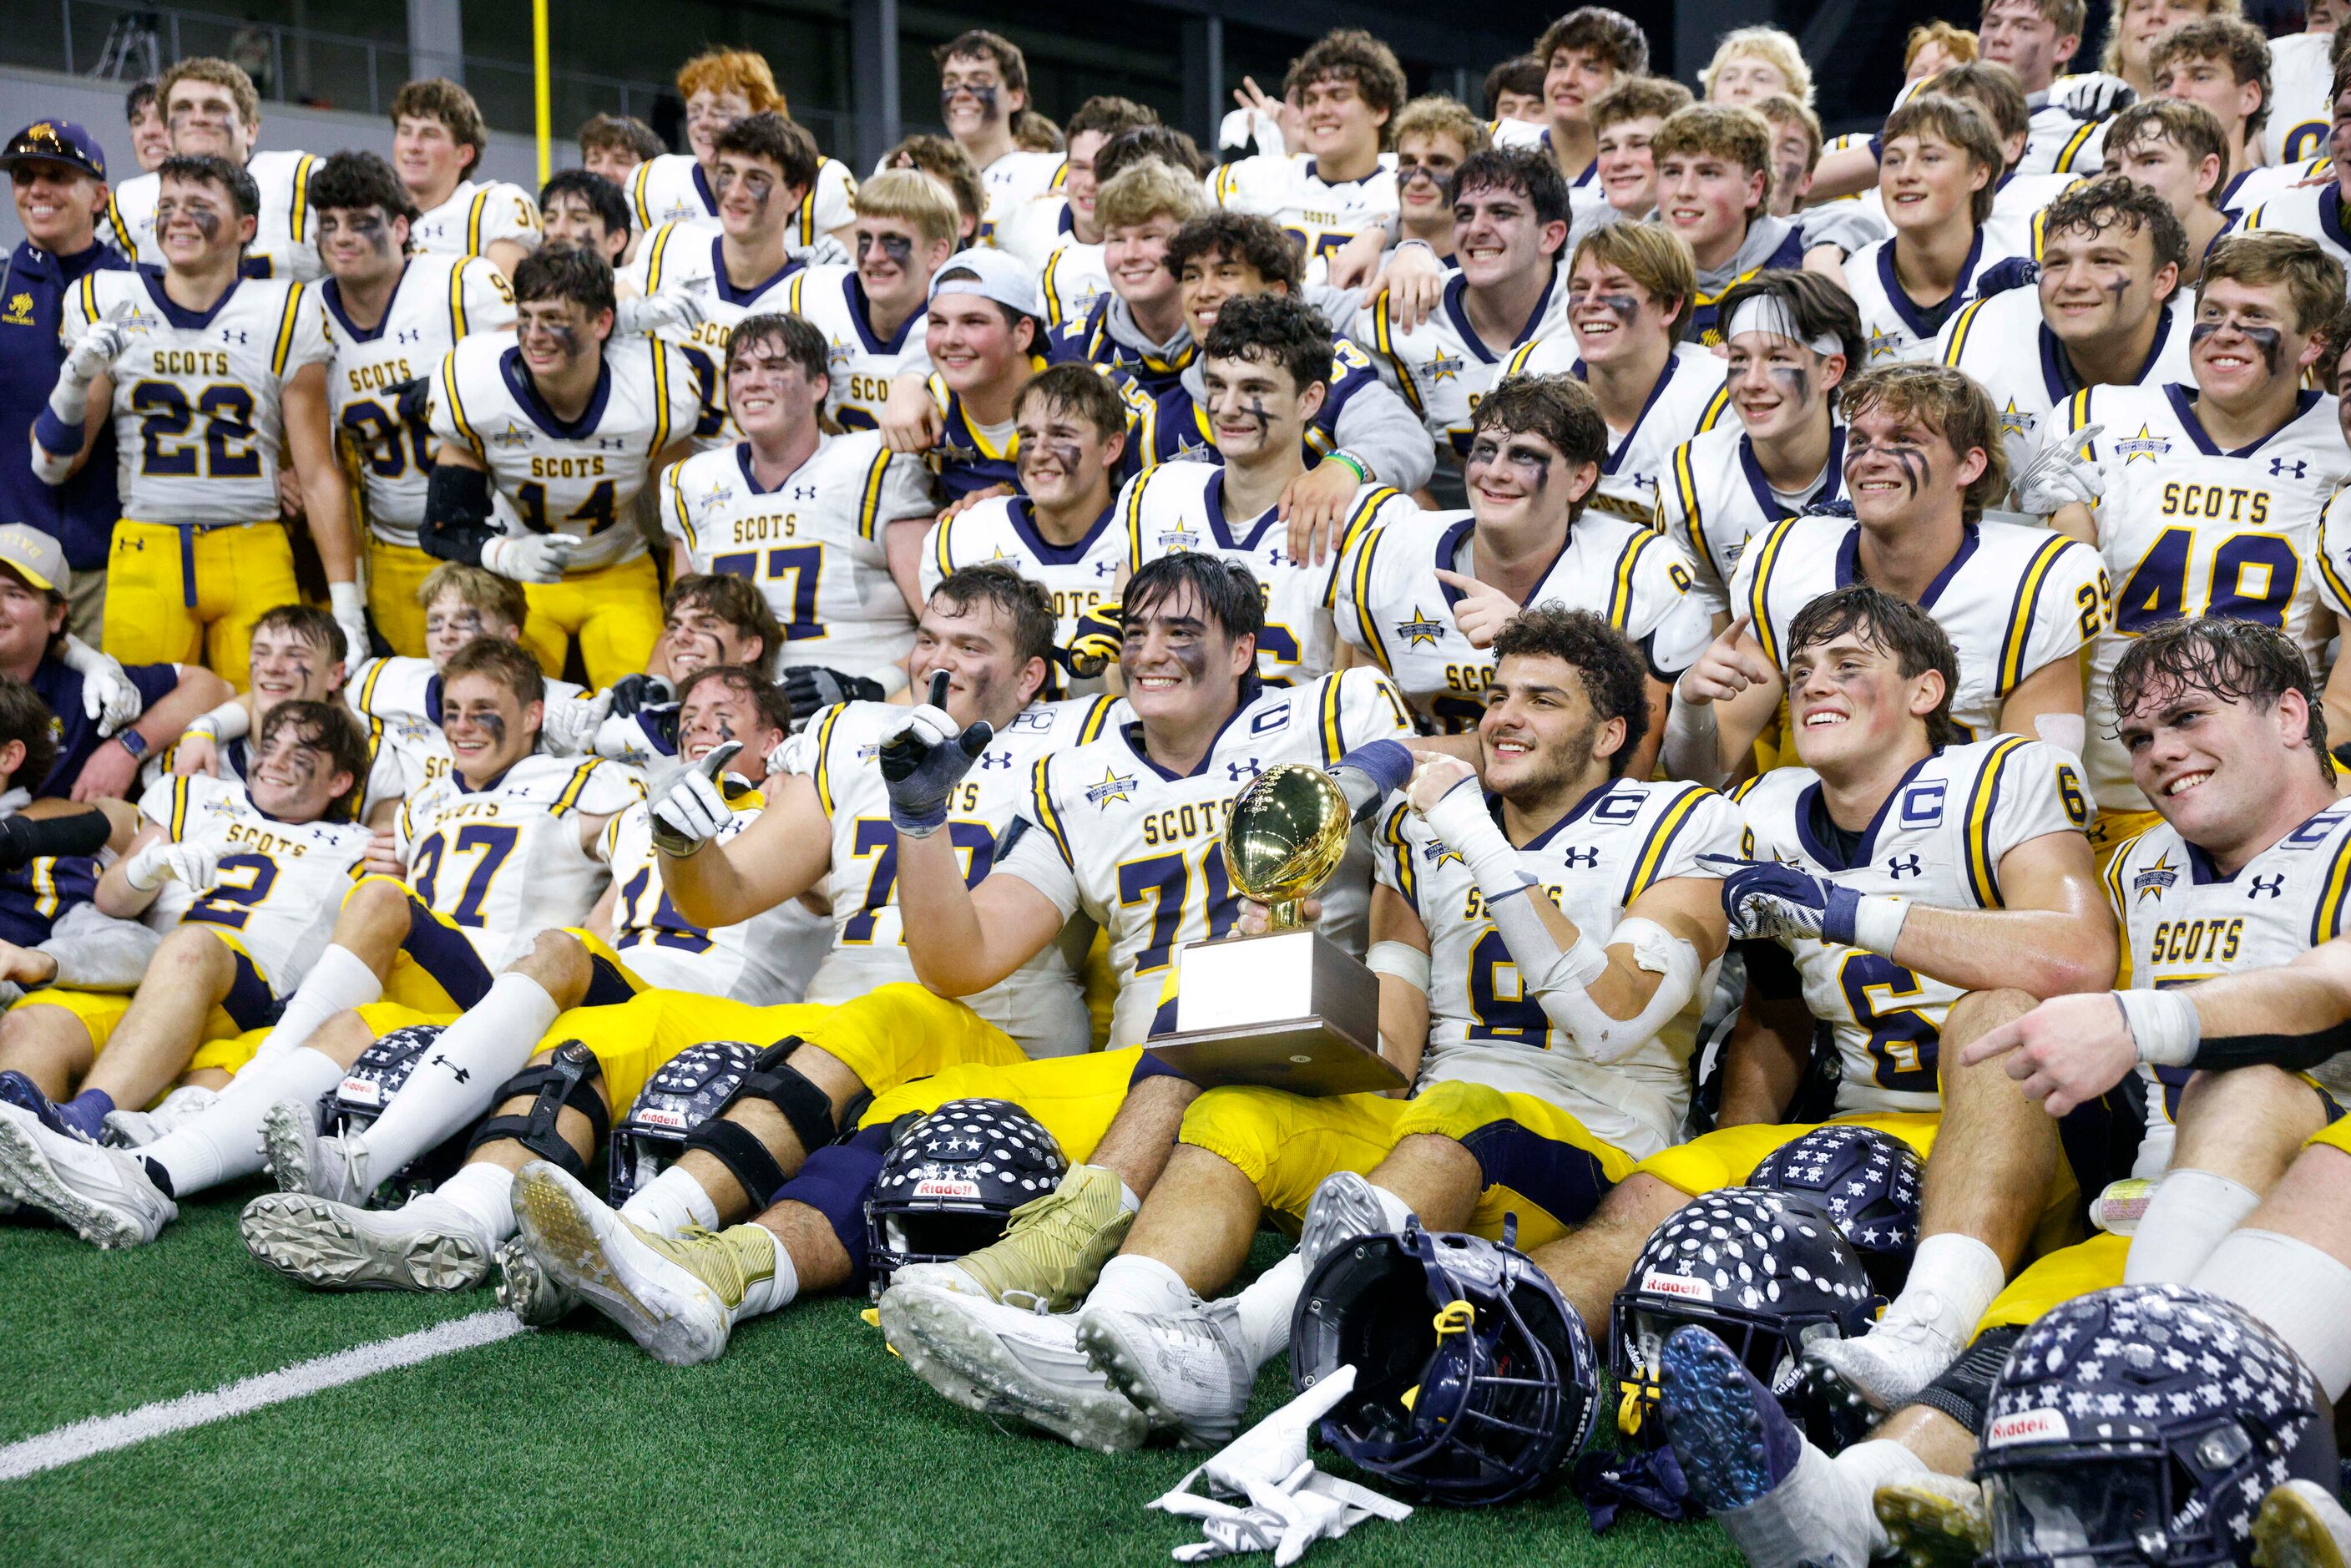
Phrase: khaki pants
[{"left": 66, "top": 567, "right": 105, "bottom": 646}]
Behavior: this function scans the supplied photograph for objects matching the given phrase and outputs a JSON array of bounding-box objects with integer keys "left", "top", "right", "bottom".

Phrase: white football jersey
[
  {"left": 627, "top": 152, "right": 858, "bottom": 261},
  {"left": 409, "top": 180, "right": 544, "bottom": 260},
  {"left": 1985, "top": 170, "right": 2083, "bottom": 261},
  {"left": 1335, "top": 507, "right": 1710, "bottom": 732},
  {"left": 1842, "top": 233, "right": 2021, "bottom": 365},
  {"left": 138, "top": 773, "right": 375, "bottom": 990},
  {"left": 1502, "top": 339, "right": 1731, "bottom": 524},
  {"left": 622, "top": 222, "right": 805, "bottom": 444},
  {"left": 62, "top": 269, "right": 328, "bottom": 527},
  {"left": 105, "top": 150, "right": 321, "bottom": 281},
  {"left": 1731, "top": 512, "right": 2107, "bottom": 745},
  {"left": 2264, "top": 32, "right": 2337, "bottom": 167},
  {"left": 920, "top": 495, "right": 1125, "bottom": 653},
  {"left": 992, "top": 198, "right": 1110, "bottom": 327},
  {"left": 602, "top": 793, "right": 805, "bottom": 1003},
  {"left": 2241, "top": 182, "right": 2351, "bottom": 276},
  {"left": 148, "top": 718, "right": 407, "bottom": 827},
  {"left": 659, "top": 433, "right": 932, "bottom": 676},
  {"left": 397, "top": 753, "right": 644, "bottom": 969},
  {"left": 1118, "top": 465, "right": 1419, "bottom": 685},
  {"left": 783, "top": 264, "right": 931, "bottom": 432},
  {"left": 1362, "top": 267, "right": 1572, "bottom": 461},
  {"left": 783, "top": 695, "right": 1123, "bottom": 1055},
  {"left": 321, "top": 255, "right": 517, "bottom": 545},
  {"left": 1207, "top": 154, "right": 1399, "bottom": 263},
  {"left": 2049, "top": 382, "right": 2351, "bottom": 808},
  {"left": 346, "top": 655, "right": 585, "bottom": 794},
  {"left": 2019, "top": 99, "right": 2107, "bottom": 180},
  {"left": 1657, "top": 423, "right": 1847, "bottom": 622},
  {"left": 1736, "top": 736, "right": 2092, "bottom": 1114},
  {"left": 1935, "top": 286, "right": 2198, "bottom": 478},
  {"left": 1377, "top": 779, "right": 1740, "bottom": 1157},
  {"left": 976, "top": 150, "right": 1068, "bottom": 234},
  {"left": 992, "top": 667, "right": 1415, "bottom": 1047},
  {"left": 428, "top": 331, "right": 705, "bottom": 570},
  {"left": 2226, "top": 157, "right": 2333, "bottom": 214}
]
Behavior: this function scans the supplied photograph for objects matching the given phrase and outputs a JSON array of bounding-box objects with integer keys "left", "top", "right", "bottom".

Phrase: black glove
[
  {"left": 1062, "top": 599, "right": 1125, "bottom": 680},
  {"left": 607, "top": 672, "right": 675, "bottom": 718},
  {"left": 878, "top": 671, "right": 993, "bottom": 837},
  {"left": 0, "top": 810, "right": 110, "bottom": 871},
  {"left": 783, "top": 665, "right": 887, "bottom": 721}
]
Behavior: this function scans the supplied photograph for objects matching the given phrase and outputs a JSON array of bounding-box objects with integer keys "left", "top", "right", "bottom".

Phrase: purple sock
[{"left": 61, "top": 1089, "right": 114, "bottom": 1141}]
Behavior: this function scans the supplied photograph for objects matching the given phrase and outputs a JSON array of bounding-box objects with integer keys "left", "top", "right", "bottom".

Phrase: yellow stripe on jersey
[
  {"left": 2101, "top": 831, "right": 2142, "bottom": 988},
  {"left": 811, "top": 703, "right": 847, "bottom": 817},
  {"left": 1213, "top": 165, "right": 1238, "bottom": 205},
  {"left": 1999, "top": 534, "right": 2078, "bottom": 692},
  {"left": 856, "top": 444, "right": 893, "bottom": 540},
  {"left": 270, "top": 283, "right": 306, "bottom": 377},
  {"left": 1318, "top": 674, "right": 1347, "bottom": 766},
  {"left": 2064, "top": 388, "right": 2095, "bottom": 443},
  {"left": 786, "top": 272, "right": 806, "bottom": 316},
  {"left": 1373, "top": 295, "right": 1424, "bottom": 416},
  {"left": 1696, "top": 383, "right": 1732, "bottom": 433},
  {"left": 1122, "top": 466, "right": 1157, "bottom": 567},
  {"left": 1671, "top": 442, "right": 1711, "bottom": 576},
  {"left": 1079, "top": 695, "right": 1119, "bottom": 742},
  {"left": 439, "top": 352, "right": 483, "bottom": 457},
  {"left": 2055, "top": 121, "right": 2100, "bottom": 173},
  {"left": 1504, "top": 340, "right": 1540, "bottom": 377},
  {"left": 169, "top": 776, "right": 191, "bottom": 842},
  {"left": 76, "top": 274, "right": 99, "bottom": 329},
  {"left": 1030, "top": 756, "right": 1073, "bottom": 865},
  {"left": 1049, "top": 159, "right": 1069, "bottom": 191},
  {"left": 1327, "top": 488, "right": 1399, "bottom": 610},
  {"left": 1347, "top": 525, "right": 1393, "bottom": 672},
  {"left": 1941, "top": 299, "right": 1987, "bottom": 367},
  {"left": 1964, "top": 737, "right": 2031, "bottom": 908},
  {"left": 1040, "top": 250, "right": 1066, "bottom": 326},
  {"left": 550, "top": 759, "right": 605, "bottom": 816},
  {"left": 356, "top": 658, "right": 392, "bottom": 717},
  {"left": 2311, "top": 832, "right": 2351, "bottom": 944},
  {"left": 1383, "top": 798, "right": 1419, "bottom": 909},
  {"left": 1623, "top": 783, "right": 1713, "bottom": 903},
  {"left": 645, "top": 223, "right": 678, "bottom": 291},
  {"left": 664, "top": 463, "right": 695, "bottom": 554},
  {"left": 291, "top": 154, "right": 315, "bottom": 240},
  {"left": 649, "top": 344, "right": 676, "bottom": 458},
  {"left": 629, "top": 163, "right": 655, "bottom": 229},
  {"left": 2318, "top": 520, "right": 2351, "bottom": 615},
  {"left": 1606, "top": 528, "right": 1653, "bottom": 630},
  {"left": 1745, "top": 518, "right": 1802, "bottom": 668},
  {"left": 467, "top": 189, "right": 491, "bottom": 255},
  {"left": 795, "top": 187, "right": 816, "bottom": 245},
  {"left": 104, "top": 197, "right": 133, "bottom": 255},
  {"left": 1730, "top": 773, "right": 1767, "bottom": 804},
  {"left": 932, "top": 513, "right": 956, "bottom": 580}
]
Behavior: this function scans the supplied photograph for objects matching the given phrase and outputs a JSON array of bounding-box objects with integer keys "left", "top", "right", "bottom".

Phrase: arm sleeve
[
  {"left": 1329, "top": 372, "right": 1438, "bottom": 494},
  {"left": 34, "top": 902, "right": 164, "bottom": 991}
]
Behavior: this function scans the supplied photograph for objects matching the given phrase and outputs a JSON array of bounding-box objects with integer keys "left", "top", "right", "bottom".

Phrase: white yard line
[{"left": 0, "top": 1310, "right": 525, "bottom": 1482}]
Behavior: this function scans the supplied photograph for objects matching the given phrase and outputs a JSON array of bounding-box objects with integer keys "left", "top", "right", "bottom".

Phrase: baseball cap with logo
[
  {"left": 0, "top": 525, "right": 70, "bottom": 596},
  {"left": 928, "top": 247, "right": 1044, "bottom": 325},
  {"left": 0, "top": 121, "right": 107, "bottom": 183}
]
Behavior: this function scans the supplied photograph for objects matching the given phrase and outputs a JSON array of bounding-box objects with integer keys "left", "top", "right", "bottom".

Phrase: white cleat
[
  {"left": 1299, "top": 1171, "right": 1408, "bottom": 1275},
  {"left": 493, "top": 1232, "right": 578, "bottom": 1325},
  {"left": 887, "top": 1260, "right": 991, "bottom": 1298},
  {"left": 101, "top": 1085, "right": 219, "bottom": 1148},
  {"left": 2255, "top": 1479, "right": 2351, "bottom": 1568},
  {"left": 1801, "top": 1318, "right": 1962, "bottom": 1415},
  {"left": 878, "top": 1281, "right": 1146, "bottom": 1453},
  {"left": 0, "top": 1102, "right": 174, "bottom": 1247},
  {"left": 1077, "top": 1296, "right": 1256, "bottom": 1449},
  {"left": 239, "top": 1191, "right": 491, "bottom": 1291},
  {"left": 509, "top": 1161, "right": 733, "bottom": 1367},
  {"left": 260, "top": 1100, "right": 371, "bottom": 1206}
]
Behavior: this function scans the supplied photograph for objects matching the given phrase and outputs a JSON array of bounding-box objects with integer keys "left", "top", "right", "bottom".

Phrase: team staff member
[{"left": 0, "top": 122, "right": 129, "bottom": 642}]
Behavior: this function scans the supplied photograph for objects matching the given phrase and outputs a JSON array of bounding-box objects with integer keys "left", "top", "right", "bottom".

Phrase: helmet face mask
[
  {"left": 1982, "top": 1456, "right": 2177, "bottom": 1565},
  {"left": 862, "top": 1098, "right": 1069, "bottom": 1297}
]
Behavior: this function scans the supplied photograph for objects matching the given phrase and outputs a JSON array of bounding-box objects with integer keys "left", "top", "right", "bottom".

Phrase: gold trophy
[{"left": 1143, "top": 763, "right": 1405, "bottom": 1095}]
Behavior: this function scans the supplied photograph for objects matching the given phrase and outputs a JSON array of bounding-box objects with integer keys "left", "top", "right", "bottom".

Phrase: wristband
[
  {"left": 1846, "top": 893, "right": 1910, "bottom": 956},
  {"left": 1324, "top": 451, "right": 1368, "bottom": 485},
  {"left": 2116, "top": 987, "right": 2202, "bottom": 1068},
  {"left": 33, "top": 404, "right": 81, "bottom": 456}
]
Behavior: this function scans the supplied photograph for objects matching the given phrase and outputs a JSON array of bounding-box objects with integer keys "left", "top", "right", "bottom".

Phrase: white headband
[{"left": 1725, "top": 296, "right": 1843, "bottom": 358}]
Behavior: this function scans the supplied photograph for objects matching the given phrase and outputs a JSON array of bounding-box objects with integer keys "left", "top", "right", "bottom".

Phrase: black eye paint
[
  {"left": 2193, "top": 316, "right": 2284, "bottom": 374},
  {"left": 1591, "top": 293, "right": 1640, "bottom": 324},
  {"left": 858, "top": 233, "right": 916, "bottom": 266},
  {"left": 942, "top": 84, "right": 1001, "bottom": 119},
  {"left": 1243, "top": 397, "right": 1274, "bottom": 434},
  {"left": 1771, "top": 363, "right": 1812, "bottom": 403},
  {"left": 474, "top": 712, "right": 507, "bottom": 748},
  {"left": 1166, "top": 640, "right": 1210, "bottom": 680},
  {"left": 1049, "top": 440, "right": 1085, "bottom": 473}
]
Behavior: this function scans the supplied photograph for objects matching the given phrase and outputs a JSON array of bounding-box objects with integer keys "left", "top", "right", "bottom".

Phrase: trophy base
[
  {"left": 1144, "top": 1017, "right": 1407, "bottom": 1097},
  {"left": 1145, "top": 928, "right": 1403, "bottom": 1097}
]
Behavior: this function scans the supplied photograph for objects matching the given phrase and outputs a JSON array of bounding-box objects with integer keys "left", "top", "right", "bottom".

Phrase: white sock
[
  {"left": 1090, "top": 1253, "right": 1196, "bottom": 1317},
  {"left": 1717, "top": 1435, "right": 1877, "bottom": 1568},
  {"left": 1833, "top": 1439, "right": 1929, "bottom": 1556},
  {"left": 250, "top": 945, "right": 382, "bottom": 1061},
  {"left": 1233, "top": 1252, "right": 1307, "bottom": 1370},
  {"left": 1118, "top": 1180, "right": 1142, "bottom": 1213},
  {"left": 619, "top": 1164, "right": 720, "bottom": 1237},
  {"left": 2124, "top": 1168, "right": 2263, "bottom": 1285},
  {"left": 2194, "top": 1228, "right": 2351, "bottom": 1400},
  {"left": 1879, "top": 1232, "right": 2005, "bottom": 1346},
  {"left": 142, "top": 1046, "right": 346, "bottom": 1196},
  {"left": 735, "top": 1227, "right": 798, "bottom": 1319},
  {"left": 423, "top": 1163, "right": 516, "bottom": 1247},
  {"left": 356, "top": 974, "right": 558, "bottom": 1178}
]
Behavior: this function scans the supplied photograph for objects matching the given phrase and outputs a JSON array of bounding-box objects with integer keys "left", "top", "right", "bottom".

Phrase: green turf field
[{"left": 3, "top": 1193, "right": 1745, "bottom": 1567}]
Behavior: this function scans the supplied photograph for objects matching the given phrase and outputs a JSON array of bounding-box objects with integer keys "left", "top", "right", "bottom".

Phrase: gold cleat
[
  {"left": 2255, "top": 1480, "right": 2351, "bottom": 1568},
  {"left": 948, "top": 1164, "right": 1135, "bottom": 1313},
  {"left": 1875, "top": 1473, "right": 1991, "bottom": 1568}
]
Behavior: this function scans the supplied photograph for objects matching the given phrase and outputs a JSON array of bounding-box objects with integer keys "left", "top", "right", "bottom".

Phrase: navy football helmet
[
  {"left": 1979, "top": 1284, "right": 2338, "bottom": 1567},
  {"left": 864, "top": 1098, "right": 1067, "bottom": 1296},
  {"left": 1610, "top": 1186, "right": 1882, "bottom": 1444},
  {"left": 313, "top": 1023, "right": 457, "bottom": 1199},
  {"left": 607, "top": 1040, "right": 758, "bottom": 1204},
  {"left": 1751, "top": 1125, "right": 1924, "bottom": 1294},
  {"left": 1291, "top": 1220, "right": 1599, "bottom": 1506}
]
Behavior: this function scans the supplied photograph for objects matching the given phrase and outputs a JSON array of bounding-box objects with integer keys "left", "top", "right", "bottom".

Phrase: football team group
[{"left": 7, "top": 1, "right": 2351, "bottom": 1560}]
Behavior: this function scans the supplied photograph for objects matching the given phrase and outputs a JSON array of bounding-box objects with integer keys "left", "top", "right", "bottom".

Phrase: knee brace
[
  {"left": 773, "top": 1125, "right": 890, "bottom": 1286},
  {"left": 679, "top": 1036, "right": 847, "bottom": 1210},
  {"left": 1910, "top": 1323, "right": 2025, "bottom": 1436},
  {"left": 464, "top": 1040, "right": 609, "bottom": 1177}
]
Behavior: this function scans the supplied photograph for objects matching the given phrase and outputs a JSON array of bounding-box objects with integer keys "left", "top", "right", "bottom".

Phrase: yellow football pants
[
  {"left": 104, "top": 520, "right": 299, "bottom": 689},
  {"left": 520, "top": 554, "right": 664, "bottom": 689},
  {"left": 857, "top": 1046, "right": 1151, "bottom": 1161},
  {"left": 1973, "top": 1232, "right": 2129, "bottom": 1337}
]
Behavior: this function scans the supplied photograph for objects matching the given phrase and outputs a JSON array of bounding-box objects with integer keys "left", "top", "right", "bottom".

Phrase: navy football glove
[
  {"left": 879, "top": 670, "right": 993, "bottom": 837},
  {"left": 783, "top": 665, "right": 887, "bottom": 722},
  {"left": 1701, "top": 853, "right": 1862, "bottom": 946}
]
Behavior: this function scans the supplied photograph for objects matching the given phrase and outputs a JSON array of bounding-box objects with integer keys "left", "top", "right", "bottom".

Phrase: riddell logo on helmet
[
  {"left": 635, "top": 1108, "right": 687, "bottom": 1130},
  {"left": 1640, "top": 1270, "right": 1714, "bottom": 1302},
  {"left": 914, "top": 1178, "right": 983, "bottom": 1200},
  {"left": 1986, "top": 1408, "right": 2070, "bottom": 1448},
  {"left": 339, "top": 1077, "right": 382, "bottom": 1107}
]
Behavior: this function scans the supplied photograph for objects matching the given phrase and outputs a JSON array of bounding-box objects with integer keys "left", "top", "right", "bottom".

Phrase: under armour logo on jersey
[
  {"left": 597, "top": 437, "right": 628, "bottom": 450},
  {"left": 1264, "top": 547, "right": 1289, "bottom": 569},
  {"left": 1394, "top": 606, "right": 1447, "bottom": 648},
  {"left": 397, "top": 328, "right": 422, "bottom": 344},
  {"left": 1560, "top": 846, "right": 1599, "bottom": 868},
  {"left": 976, "top": 750, "right": 1013, "bottom": 770},
  {"left": 2270, "top": 458, "right": 2309, "bottom": 478},
  {"left": 1226, "top": 759, "right": 1261, "bottom": 782},
  {"left": 428, "top": 1053, "right": 470, "bottom": 1085},
  {"left": 792, "top": 484, "right": 819, "bottom": 500},
  {"left": 1887, "top": 854, "right": 1923, "bottom": 878},
  {"left": 219, "top": 327, "right": 247, "bottom": 344},
  {"left": 1094, "top": 559, "right": 1118, "bottom": 578},
  {"left": 2249, "top": 874, "right": 2287, "bottom": 899}
]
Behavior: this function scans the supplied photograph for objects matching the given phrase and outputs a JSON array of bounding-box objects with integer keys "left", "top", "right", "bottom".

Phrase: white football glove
[
  {"left": 2011, "top": 423, "right": 2106, "bottom": 515},
  {"left": 614, "top": 290, "right": 709, "bottom": 337},
  {"left": 60, "top": 310, "right": 131, "bottom": 390},
  {"left": 327, "top": 582, "right": 371, "bottom": 665},
  {"left": 58, "top": 635, "right": 144, "bottom": 738},
  {"left": 2053, "top": 72, "right": 2135, "bottom": 122},
  {"left": 124, "top": 840, "right": 224, "bottom": 893},
  {"left": 647, "top": 741, "right": 739, "bottom": 857},
  {"left": 540, "top": 687, "right": 614, "bottom": 755},
  {"left": 480, "top": 533, "right": 579, "bottom": 584},
  {"left": 592, "top": 706, "right": 662, "bottom": 767}
]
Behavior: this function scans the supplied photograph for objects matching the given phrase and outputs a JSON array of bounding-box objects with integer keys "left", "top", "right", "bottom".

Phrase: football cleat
[
  {"left": 1660, "top": 1325, "right": 1875, "bottom": 1568},
  {"left": 0, "top": 1101, "right": 175, "bottom": 1247},
  {"left": 1873, "top": 1474, "right": 1990, "bottom": 1568},
  {"left": 1800, "top": 1316, "right": 1962, "bottom": 1418},
  {"left": 943, "top": 1163, "right": 1133, "bottom": 1312},
  {"left": 511, "top": 1160, "right": 761, "bottom": 1366},
  {"left": 886, "top": 1260, "right": 989, "bottom": 1297},
  {"left": 1077, "top": 1295, "right": 1255, "bottom": 1449},
  {"left": 2255, "top": 1479, "right": 2351, "bottom": 1568},
  {"left": 878, "top": 1280, "right": 1146, "bottom": 1453},
  {"left": 239, "top": 1191, "right": 491, "bottom": 1292},
  {"left": 0, "top": 1070, "right": 99, "bottom": 1144},
  {"left": 101, "top": 1084, "right": 218, "bottom": 1147},
  {"left": 260, "top": 1100, "right": 372, "bottom": 1206},
  {"left": 1298, "top": 1170, "right": 1408, "bottom": 1276},
  {"left": 493, "top": 1232, "right": 579, "bottom": 1325}
]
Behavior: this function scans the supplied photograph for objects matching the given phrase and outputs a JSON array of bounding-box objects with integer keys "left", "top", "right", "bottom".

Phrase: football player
[
  {"left": 537, "top": 169, "right": 631, "bottom": 271},
  {"left": 1336, "top": 375, "right": 1704, "bottom": 769},
  {"left": 1936, "top": 176, "right": 2195, "bottom": 478},
  {"left": 1496, "top": 7, "right": 1650, "bottom": 188},
  {"left": 101, "top": 57, "right": 319, "bottom": 281},
  {"left": 2242, "top": 55, "right": 2351, "bottom": 276},
  {"left": 36, "top": 153, "right": 367, "bottom": 686},
  {"left": 1207, "top": 29, "right": 1404, "bottom": 261},
  {"left": 1505, "top": 222, "right": 1731, "bottom": 524},
  {"left": 1701, "top": 25, "right": 1812, "bottom": 108},
  {"left": 2146, "top": 18, "right": 2273, "bottom": 210},
  {"left": 2096, "top": 99, "right": 2236, "bottom": 287},
  {"left": 422, "top": 245, "right": 704, "bottom": 687},
  {"left": 1978, "top": 0, "right": 2109, "bottom": 178},
  {"left": 1666, "top": 363, "right": 2105, "bottom": 787},
  {"left": 2033, "top": 233, "right": 2351, "bottom": 863},
  {"left": 1124, "top": 293, "right": 1423, "bottom": 686},
  {"left": 884, "top": 250, "right": 1048, "bottom": 503},
  {"left": 1838, "top": 95, "right": 2021, "bottom": 367},
  {"left": 0, "top": 699, "right": 377, "bottom": 1246},
  {"left": 928, "top": 31, "right": 1065, "bottom": 233},
  {"left": 878, "top": 134, "right": 988, "bottom": 249},
  {"left": 1656, "top": 272, "right": 1861, "bottom": 629},
  {"left": 781, "top": 170, "right": 955, "bottom": 432},
  {"left": 993, "top": 96, "right": 1160, "bottom": 326},
  {"left": 1752, "top": 93, "right": 1821, "bottom": 220},
  {"left": 1585, "top": 76, "right": 1692, "bottom": 234},
  {"left": 920, "top": 607, "right": 1738, "bottom": 1450},
  {"left": 1044, "top": 160, "right": 1202, "bottom": 399},
  {"left": 387, "top": 78, "right": 542, "bottom": 276},
  {"left": 311, "top": 149, "right": 517, "bottom": 657},
  {"left": 657, "top": 312, "right": 934, "bottom": 717},
  {"left": 1388, "top": 96, "right": 1489, "bottom": 266},
  {"left": 2266, "top": 0, "right": 2345, "bottom": 167},
  {"left": 593, "top": 574, "right": 783, "bottom": 776},
  {"left": 626, "top": 47, "right": 856, "bottom": 262},
  {"left": 123, "top": 80, "right": 169, "bottom": 175},
  {"left": 576, "top": 114, "right": 663, "bottom": 189}
]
